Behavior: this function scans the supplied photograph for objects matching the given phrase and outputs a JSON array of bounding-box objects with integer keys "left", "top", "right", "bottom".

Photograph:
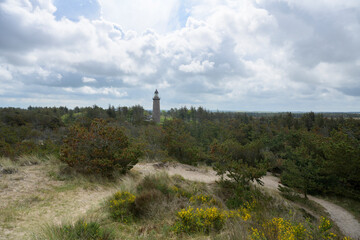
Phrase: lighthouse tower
[{"left": 152, "top": 89, "right": 160, "bottom": 123}]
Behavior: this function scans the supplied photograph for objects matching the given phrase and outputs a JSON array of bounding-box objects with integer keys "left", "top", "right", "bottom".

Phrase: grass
[
  {"left": 0, "top": 154, "right": 46, "bottom": 169},
  {"left": 0, "top": 157, "right": 18, "bottom": 173},
  {"left": 0, "top": 182, "right": 8, "bottom": 190},
  {"left": 16, "top": 155, "right": 42, "bottom": 166},
  {"left": 32, "top": 218, "right": 115, "bottom": 240},
  {"left": 0, "top": 155, "right": 121, "bottom": 239},
  {"left": 0, "top": 194, "right": 45, "bottom": 230}
]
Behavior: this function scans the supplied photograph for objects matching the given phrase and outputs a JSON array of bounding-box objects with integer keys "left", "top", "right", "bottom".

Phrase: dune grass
[{"left": 1, "top": 156, "right": 348, "bottom": 240}]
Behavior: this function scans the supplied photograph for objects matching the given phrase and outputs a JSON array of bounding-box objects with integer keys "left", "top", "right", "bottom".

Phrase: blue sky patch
[{"left": 54, "top": 0, "right": 101, "bottom": 21}]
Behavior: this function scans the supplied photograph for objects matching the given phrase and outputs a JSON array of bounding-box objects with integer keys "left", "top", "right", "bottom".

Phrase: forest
[
  {"left": 1, "top": 105, "right": 359, "bottom": 200},
  {"left": 1, "top": 105, "right": 359, "bottom": 239}
]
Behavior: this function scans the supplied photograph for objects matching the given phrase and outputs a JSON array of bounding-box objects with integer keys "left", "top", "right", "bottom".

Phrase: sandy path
[
  {"left": 134, "top": 162, "right": 360, "bottom": 239},
  {"left": 309, "top": 197, "right": 360, "bottom": 239},
  {"left": 261, "top": 173, "right": 360, "bottom": 239}
]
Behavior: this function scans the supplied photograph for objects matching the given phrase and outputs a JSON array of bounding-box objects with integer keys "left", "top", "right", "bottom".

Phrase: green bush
[
  {"left": 108, "top": 191, "right": 136, "bottom": 223},
  {"left": 60, "top": 119, "right": 142, "bottom": 176}
]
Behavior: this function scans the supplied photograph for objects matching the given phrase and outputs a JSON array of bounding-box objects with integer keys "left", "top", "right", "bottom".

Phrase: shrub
[
  {"left": 60, "top": 119, "right": 142, "bottom": 176},
  {"left": 189, "top": 194, "right": 219, "bottom": 206},
  {"left": 224, "top": 200, "right": 255, "bottom": 221},
  {"left": 317, "top": 216, "right": 338, "bottom": 239},
  {"left": 173, "top": 206, "right": 227, "bottom": 233},
  {"left": 255, "top": 217, "right": 309, "bottom": 240},
  {"left": 250, "top": 216, "right": 351, "bottom": 240},
  {"left": 133, "top": 189, "right": 163, "bottom": 217},
  {"left": 108, "top": 191, "right": 136, "bottom": 223},
  {"left": 173, "top": 197, "right": 255, "bottom": 234}
]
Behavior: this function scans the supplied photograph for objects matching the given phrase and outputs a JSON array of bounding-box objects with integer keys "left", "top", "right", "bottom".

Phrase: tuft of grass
[
  {"left": 137, "top": 172, "right": 174, "bottom": 195},
  {"left": 0, "top": 157, "right": 18, "bottom": 174},
  {"left": 213, "top": 219, "right": 248, "bottom": 240},
  {"left": 16, "top": 155, "right": 41, "bottom": 166},
  {"left": 32, "top": 218, "right": 115, "bottom": 240}
]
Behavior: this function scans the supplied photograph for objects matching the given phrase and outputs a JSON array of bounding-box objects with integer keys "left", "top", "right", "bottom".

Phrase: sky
[{"left": 0, "top": 0, "right": 359, "bottom": 111}]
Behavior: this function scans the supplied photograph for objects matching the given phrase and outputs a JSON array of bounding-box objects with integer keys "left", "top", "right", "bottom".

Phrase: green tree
[
  {"left": 210, "top": 139, "right": 266, "bottom": 206},
  {"left": 211, "top": 140, "right": 266, "bottom": 186},
  {"left": 281, "top": 131, "right": 324, "bottom": 198},
  {"left": 163, "top": 119, "right": 203, "bottom": 164},
  {"left": 324, "top": 130, "right": 360, "bottom": 198}
]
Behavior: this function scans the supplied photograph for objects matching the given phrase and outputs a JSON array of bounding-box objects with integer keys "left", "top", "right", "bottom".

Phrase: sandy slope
[
  {"left": 1, "top": 162, "right": 359, "bottom": 239},
  {"left": 0, "top": 165, "right": 117, "bottom": 240}
]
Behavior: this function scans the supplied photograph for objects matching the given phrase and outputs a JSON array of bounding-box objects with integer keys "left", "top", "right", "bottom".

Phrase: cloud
[
  {"left": 98, "top": 0, "right": 181, "bottom": 34},
  {"left": 0, "top": 0, "right": 359, "bottom": 111},
  {"left": 82, "top": 77, "right": 97, "bottom": 83},
  {"left": 0, "top": 65, "right": 13, "bottom": 80},
  {"left": 179, "top": 60, "right": 214, "bottom": 73},
  {"left": 63, "top": 86, "right": 127, "bottom": 97}
]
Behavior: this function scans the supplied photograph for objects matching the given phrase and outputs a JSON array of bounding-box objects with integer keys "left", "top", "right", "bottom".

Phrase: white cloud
[
  {"left": 0, "top": 0, "right": 360, "bottom": 111},
  {"left": 0, "top": 65, "right": 13, "bottom": 80},
  {"left": 179, "top": 60, "right": 214, "bottom": 73},
  {"left": 82, "top": 77, "right": 97, "bottom": 83},
  {"left": 98, "top": 0, "right": 181, "bottom": 34},
  {"left": 63, "top": 86, "right": 127, "bottom": 97}
]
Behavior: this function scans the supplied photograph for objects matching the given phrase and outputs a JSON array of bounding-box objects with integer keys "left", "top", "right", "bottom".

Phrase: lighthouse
[{"left": 152, "top": 89, "right": 160, "bottom": 123}]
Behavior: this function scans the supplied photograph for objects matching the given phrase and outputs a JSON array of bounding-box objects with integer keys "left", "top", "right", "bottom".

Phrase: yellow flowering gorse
[
  {"left": 174, "top": 206, "right": 226, "bottom": 233},
  {"left": 189, "top": 194, "right": 218, "bottom": 206},
  {"left": 109, "top": 191, "right": 136, "bottom": 223},
  {"left": 174, "top": 199, "right": 255, "bottom": 233},
  {"left": 250, "top": 217, "right": 352, "bottom": 240}
]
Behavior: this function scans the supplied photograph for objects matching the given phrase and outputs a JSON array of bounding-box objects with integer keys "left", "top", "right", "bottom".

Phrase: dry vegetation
[{"left": 1, "top": 155, "right": 355, "bottom": 240}]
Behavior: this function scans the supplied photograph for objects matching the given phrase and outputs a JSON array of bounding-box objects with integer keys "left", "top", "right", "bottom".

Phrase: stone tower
[{"left": 152, "top": 89, "right": 160, "bottom": 123}]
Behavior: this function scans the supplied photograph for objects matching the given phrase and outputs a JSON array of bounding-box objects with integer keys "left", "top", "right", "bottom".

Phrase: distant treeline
[{"left": 1, "top": 105, "right": 359, "bottom": 200}]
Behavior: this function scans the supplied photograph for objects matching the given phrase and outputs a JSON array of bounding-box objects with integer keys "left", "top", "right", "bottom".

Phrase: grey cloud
[
  {"left": 338, "top": 86, "right": 360, "bottom": 97},
  {"left": 262, "top": 1, "right": 360, "bottom": 66},
  {"left": 1, "top": 0, "right": 360, "bottom": 111}
]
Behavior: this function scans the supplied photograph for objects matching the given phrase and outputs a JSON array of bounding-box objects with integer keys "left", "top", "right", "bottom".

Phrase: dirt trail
[
  {"left": 134, "top": 162, "right": 360, "bottom": 239},
  {"left": 309, "top": 197, "right": 360, "bottom": 239},
  {"left": 260, "top": 173, "right": 360, "bottom": 239}
]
